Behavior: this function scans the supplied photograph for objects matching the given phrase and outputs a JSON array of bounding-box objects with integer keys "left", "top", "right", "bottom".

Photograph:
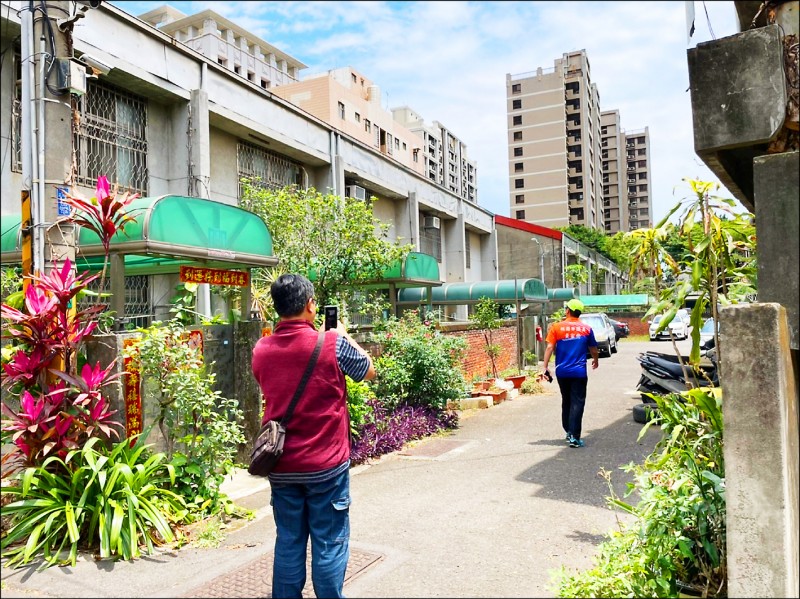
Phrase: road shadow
[{"left": 516, "top": 408, "right": 663, "bottom": 511}]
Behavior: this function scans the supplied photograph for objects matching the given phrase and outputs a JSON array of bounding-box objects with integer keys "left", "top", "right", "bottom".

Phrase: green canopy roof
[
  {"left": 397, "top": 278, "right": 548, "bottom": 305},
  {"left": 1, "top": 195, "right": 277, "bottom": 273},
  {"left": 548, "top": 287, "right": 580, "bottom": 301},
  {"left": 580, "top": 293, "right": 650, "bottom": 307}
]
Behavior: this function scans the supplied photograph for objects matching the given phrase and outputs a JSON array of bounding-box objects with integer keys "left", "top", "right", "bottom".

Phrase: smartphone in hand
[{"left": 324, "top": 305, "right": 338, "bottom": 331}]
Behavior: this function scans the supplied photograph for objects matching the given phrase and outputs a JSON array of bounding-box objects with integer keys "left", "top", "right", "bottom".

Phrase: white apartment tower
[
  {"left": 393, "top": 108, "right": 478, "bottom": 204},
  {"left": 506, "top": 50, "right": 604, "bottom": 230}
]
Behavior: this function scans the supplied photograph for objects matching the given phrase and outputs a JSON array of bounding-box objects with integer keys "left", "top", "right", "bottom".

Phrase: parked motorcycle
[{"left": 633, "top": 339, "right": 718, "bottom": 423}]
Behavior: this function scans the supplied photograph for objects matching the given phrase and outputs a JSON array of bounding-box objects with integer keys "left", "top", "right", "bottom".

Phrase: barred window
[
  {"left": 79, "top": 274, "right": 150, "bottom": 329},
  {"left": 420, "top": 228, "right": 442, "bottom": 262},
  {"left": 237, "top": 141, "right": 302, "bottom": 197},
  {"left": 465, "top": 232, "right": 471, "bottom": 269},
  {"left": 11, "top": 49, "right": 22, "bottom": 173},
  {"left": 74, "top": 80, "right": 149, "bottom": 194}
]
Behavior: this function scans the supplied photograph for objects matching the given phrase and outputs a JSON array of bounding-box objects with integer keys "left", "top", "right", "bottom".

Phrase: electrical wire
[{"left": 702, "top": 0, "right": 716, "bottom": 40}]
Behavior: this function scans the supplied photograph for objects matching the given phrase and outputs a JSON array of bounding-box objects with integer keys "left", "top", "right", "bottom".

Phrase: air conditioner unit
[
  {"left": 423, "top": 216, "right": 441, "bottom": 230},
  {"left": 344, "top": 185, "right": 366, "bottom": 201}
]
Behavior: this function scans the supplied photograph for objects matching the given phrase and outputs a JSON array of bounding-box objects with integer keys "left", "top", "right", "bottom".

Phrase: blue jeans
[
  {"left": 557, "top": 376, "right": 587, "bottom": 440},
  {"left": 269, "top": 468, "right": 351, "bottom": 598}
]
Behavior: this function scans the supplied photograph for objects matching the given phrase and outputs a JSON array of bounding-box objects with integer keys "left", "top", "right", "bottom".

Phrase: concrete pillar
[
  {"left": 721, "top": 303, "right": 799, "bottom": 598},
  {"left": 35, "top": 1, "right": 76, "bottom": 275}
]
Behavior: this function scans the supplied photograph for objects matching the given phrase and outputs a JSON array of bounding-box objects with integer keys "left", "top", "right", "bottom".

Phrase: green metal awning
[
  {"left": 397, "top": 278, "right": 548, "bottom": 305},
  {"left": 1, "top": 195, "right": 277, "bottom": 272},
  {"left": 580, "top": 293, "right": 650, "bottom": 307},
  {"left": 358, "top": 251, "right": 441, "bottom": 289},
  {"left": 2, "top": 195, "right": 277, "bottom": 327},
  {"left": 547, "top": 287, "right": 580, "bottom": 301}
]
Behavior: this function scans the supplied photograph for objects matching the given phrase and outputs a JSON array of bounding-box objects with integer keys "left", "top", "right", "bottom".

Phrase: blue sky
[{"left": 112, "top": 1, "right": 741, "bottom": 223}]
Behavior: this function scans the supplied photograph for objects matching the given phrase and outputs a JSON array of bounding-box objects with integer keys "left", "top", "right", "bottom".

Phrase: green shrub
[
  {"left": 124, "top": 321, "right": 246, "bottom": 518},
  {"left": 370, "top": 310, "right": 467, "bottom": 411},
  {"left": 1, "top": 436, "right": 189, "bottom": 570},
  {"left": 346, "top": 376, "right": 376, "bottom": 437},
  {"left": 520, "top": 378, "right": 544, "bottom": 395}
]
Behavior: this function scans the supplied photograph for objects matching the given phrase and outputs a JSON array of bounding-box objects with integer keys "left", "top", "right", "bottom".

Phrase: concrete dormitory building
[
  {"left": 505, "top": 49, "right": 652, "bottom": 233},
  {"left": 0, "top": 2, "right": 496, "bottom": 324}
]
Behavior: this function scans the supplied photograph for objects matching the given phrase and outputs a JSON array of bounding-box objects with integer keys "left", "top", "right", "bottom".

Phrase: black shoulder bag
[{"left": 248, "top": 330, "right": 325, "bottom": 476}]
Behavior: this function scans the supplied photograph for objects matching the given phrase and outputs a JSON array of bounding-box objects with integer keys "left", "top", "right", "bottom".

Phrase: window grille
[
  {"left": 79, "top": 274, "right": 151, "bottom": 329},
  {"left": 73, "top": 80, "right": 149, "bottom": 195},
  {"left": 237, "top": 141, "right": 302, "bottom": 197},
  {"left": 465, "top": 232, "right": 471, "bottom": 268},
  {"left": 420, "top": 228, "right": 442, "bottom": 262},
  {"left": 11, "top": 50, "right": 22, "bottom": 173}
]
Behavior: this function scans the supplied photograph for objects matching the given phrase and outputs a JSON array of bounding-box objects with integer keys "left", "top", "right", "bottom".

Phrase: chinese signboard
[
  {"left": 179, "top": 265, "right": 249, "bottom": 287},
  {"left": 122, "top": 338, "right": 142, "bottom": 438}
]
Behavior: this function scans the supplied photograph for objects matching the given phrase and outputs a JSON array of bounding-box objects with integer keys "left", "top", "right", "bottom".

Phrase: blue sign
[{"left": 56, "top": 187, "right": 71, "bottom": 216}]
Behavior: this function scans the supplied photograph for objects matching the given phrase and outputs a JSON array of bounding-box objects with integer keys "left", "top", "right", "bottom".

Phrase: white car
[
  {"left": 649, "top": 309, "right": 691, "bottom": 341},
  {"left": 579, "top": 312, "right": 617, "bottom": 357}
]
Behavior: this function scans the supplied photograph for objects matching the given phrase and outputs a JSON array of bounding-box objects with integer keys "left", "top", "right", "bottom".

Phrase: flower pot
[
  {"left": 473, "top": 380, "right": 491, "bottom": 391},
  {"left": 503, "top": 375, "right": 526, "bottom": 389},
  {"left": 485, "top": 389, "right": 507, "bottom": 402}
]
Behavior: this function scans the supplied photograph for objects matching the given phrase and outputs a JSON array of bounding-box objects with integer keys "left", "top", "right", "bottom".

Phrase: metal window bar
[
  {"left": 419, "top": 228, "right": 442, "bottom": 262},
  {"left": 237, "top": 141, "right": 301, "bottom": 197},
  {"left": 11, "top": 50, "right": 22, "bottom": 173},
  {"left": 74, "top": 80, "right": 149, "bottom": 195},
  {"left": 78, "top": 274, "right": 151, "bottom": 329}
]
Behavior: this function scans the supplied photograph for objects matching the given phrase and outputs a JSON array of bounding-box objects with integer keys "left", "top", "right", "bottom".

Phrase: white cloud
[{"left": 118, "top": 0, "right": 743, "bottom": 221}]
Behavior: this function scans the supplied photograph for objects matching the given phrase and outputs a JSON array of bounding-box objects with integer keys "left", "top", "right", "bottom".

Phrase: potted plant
[
  {"left": 473, "top": 297, "right": 502, "bottom": 380},
  {"left": 500, "top": 367, "right": 527, "bottom": 389}
]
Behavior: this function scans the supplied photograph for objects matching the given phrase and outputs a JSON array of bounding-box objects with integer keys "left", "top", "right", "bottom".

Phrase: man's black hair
[
  {"left": 270, "top": 274, "right": 315, "bottom": 317},
  {"left": 568, "top": 307, "right": 582, "bottom": 317}
]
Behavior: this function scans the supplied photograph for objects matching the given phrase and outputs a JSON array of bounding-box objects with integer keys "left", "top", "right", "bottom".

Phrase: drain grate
[{"left": 184, "top": 547, "right": 383, "bottom": 598}]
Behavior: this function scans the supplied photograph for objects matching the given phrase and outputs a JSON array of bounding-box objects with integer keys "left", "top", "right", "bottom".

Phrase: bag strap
[{"left": 280, "top": 330, "right": 325, "bottom": 426}]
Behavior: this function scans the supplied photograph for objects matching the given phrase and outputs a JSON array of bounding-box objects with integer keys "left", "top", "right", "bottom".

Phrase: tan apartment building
[
  {"left": 506, "top": 50, "right": 604, "bottom": 231},
  {"left": 271, "top": 66, "right": 428, "bottom": 189},
  {"left": 600, "top": 109, "right": 626, "bottom": 233},
  {"left": 623, "top": 128, "right": 653, "bottom": 229}
]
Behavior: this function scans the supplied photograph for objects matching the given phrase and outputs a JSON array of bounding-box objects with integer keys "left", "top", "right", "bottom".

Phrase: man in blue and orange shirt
[{"left": 541, "top": 299, "right": 599, "bottom": 448}]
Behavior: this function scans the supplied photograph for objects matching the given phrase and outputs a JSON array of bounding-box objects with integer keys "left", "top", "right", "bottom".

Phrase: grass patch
[{"left": 621, "top": 334, "right": 649, "bottom": 342}]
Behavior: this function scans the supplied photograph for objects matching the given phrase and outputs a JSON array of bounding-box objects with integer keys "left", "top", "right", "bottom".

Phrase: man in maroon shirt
[{"left": 252, "top": 274, "right": 375, "bottom": 598}]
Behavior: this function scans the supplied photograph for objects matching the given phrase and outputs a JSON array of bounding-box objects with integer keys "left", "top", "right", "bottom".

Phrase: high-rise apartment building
[
  {"left": 506, "top": 50, "right": 604, "bottom": 230},
  {"left": 623, "top": 128, "right": 653, "bottom": 229},
  {"left": 507, "top": 50, "right": 652, "bottom": 233},
  {"left": 600, "top": 113, "right": 653, "bottom": 233},
  {"left": 393, "top": 108, "right": 478, "bottom": 203},
  {"left": 600, "top": 109, "right": 626, "bottom": 233}
]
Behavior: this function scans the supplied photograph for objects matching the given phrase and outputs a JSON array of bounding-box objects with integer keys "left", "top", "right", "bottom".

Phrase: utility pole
[{"left": 21, "top": 0, "right": 76, "bottom": 281}]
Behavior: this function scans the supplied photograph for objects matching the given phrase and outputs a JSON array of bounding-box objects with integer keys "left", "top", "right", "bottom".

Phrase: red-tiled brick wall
[{"left": 440, "top": 322, "right": 518, "bottom": 380}]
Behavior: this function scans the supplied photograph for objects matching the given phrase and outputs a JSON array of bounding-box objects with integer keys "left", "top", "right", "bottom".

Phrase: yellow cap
[{"left": 566, "top": 299, "right": 584, "bottom": 312}]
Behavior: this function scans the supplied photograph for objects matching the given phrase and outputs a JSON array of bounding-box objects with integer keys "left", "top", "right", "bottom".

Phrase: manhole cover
[
  {"left": 184, "top": 547, "right": 383, "bottom": 598},
  {"left": 399, "top": 437, "right": 467, "bottom": 458}
]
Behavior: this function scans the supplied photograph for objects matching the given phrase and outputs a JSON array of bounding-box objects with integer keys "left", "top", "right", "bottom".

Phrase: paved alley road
[
  {"left": 1, "top": 339, "right": 689, "bottom": 599},
  {"left": 342, "top": 338, "right": 679, "bottom": 598}
]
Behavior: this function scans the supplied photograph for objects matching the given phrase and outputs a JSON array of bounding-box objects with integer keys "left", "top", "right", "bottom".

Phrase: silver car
[{"left": 579, "top": 312, "right": 617, "bottom": 357}]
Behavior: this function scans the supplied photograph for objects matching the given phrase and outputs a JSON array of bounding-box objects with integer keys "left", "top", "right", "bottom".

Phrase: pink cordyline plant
[
  {"left": 61, "top": 176, "right": 141, "bottom": 306},
  {"left": 1, "top": 262, "right": 123, "bottom": 476}
]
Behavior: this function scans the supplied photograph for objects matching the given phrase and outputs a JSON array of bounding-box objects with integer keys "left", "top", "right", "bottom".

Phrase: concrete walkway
[{"left": 1, "top": 340, "right": 667, "bottom": 598}]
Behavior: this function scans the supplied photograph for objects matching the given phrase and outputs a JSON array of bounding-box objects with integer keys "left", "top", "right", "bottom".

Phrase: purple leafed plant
[{"left": 350, "top": 399, "right": 459, "bottom": 465}]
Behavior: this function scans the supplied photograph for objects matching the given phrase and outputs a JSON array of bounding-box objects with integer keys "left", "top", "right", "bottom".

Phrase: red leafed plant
[
  {"left": 61, "top": 175, "right": 140, "bottom": 304},
  {"left": 2, "top": 175, "right": 139, "bottom": 477},
  {"left": 1, "top": 259, "right": 124, "bottom": 476}
]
